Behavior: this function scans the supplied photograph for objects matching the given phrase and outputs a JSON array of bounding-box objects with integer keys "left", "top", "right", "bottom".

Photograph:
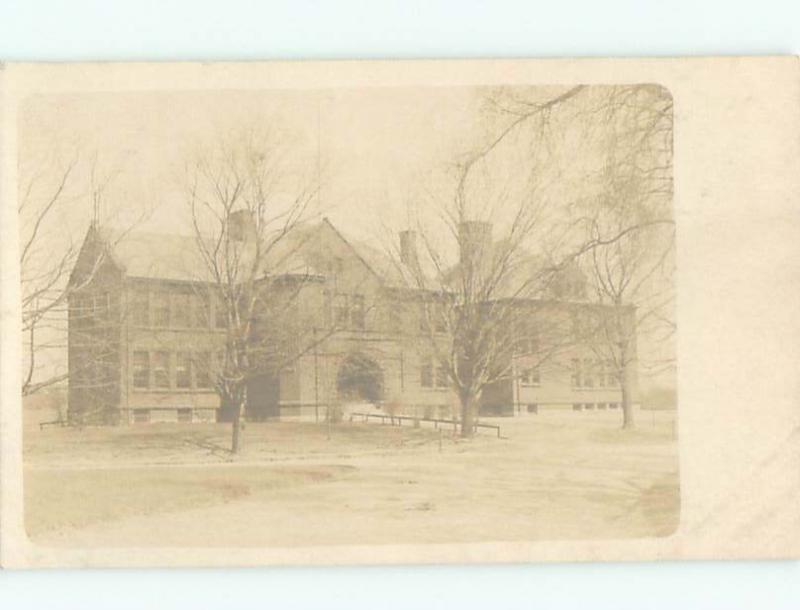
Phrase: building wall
[
  {"left": 68, "top": 222, "right": 642, "bottom": 425},
  {"left": 67, "top": 248, "right": 125, "bottom": 424},
  {"left": 118, "top": 277, "right": 225, "bottom": 423},
  {"left": 481, "top": 301, "right": 640, "bottom": 415}
]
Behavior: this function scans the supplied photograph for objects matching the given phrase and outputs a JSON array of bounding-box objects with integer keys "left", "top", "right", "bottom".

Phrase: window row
[
  {"left": 72, "top": 357, "right": 118, "bottom": 387},
  {"left": 420, "top": 357, "right": 449, "bottom": 389},
  {"left": 570, "top": 358, "right": 619, "bottom": 389},
  {"left": 132, "top": 408, "right": 194, "bottom": 424},
  {"left": 519, "top": 366, "right": 541, "bottom": 386},
  {"left": 572, "top": 402, "right": 620, "bottom": 411},
  {"left": 324, "top": 291, "right": 366, "bottom": 330},
  {"left": 513, "top": 333, "right": 540, "bottom": 356},
  {"left": 418, "top": 301, "right": 447, "bottom": 333},
  {"left": 130, "top": 289, "right": 227, "bottom": 329},
  {"left": 132, "top": 350, "right": 216, "bottom": 390},
  {"left": 71, "top": 292, "right": 118, "bottom": 321}
]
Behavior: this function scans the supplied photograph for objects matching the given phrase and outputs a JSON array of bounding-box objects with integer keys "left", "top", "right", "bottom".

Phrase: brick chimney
[
  {"left": 228, "top": 209, "right": 257, "bottom": 243},
  {"left": 399, "top": 230, "right": 419, "bottom": 268},
  {"left": 458, "top": 221, "right": 492, "bottom": 266}
]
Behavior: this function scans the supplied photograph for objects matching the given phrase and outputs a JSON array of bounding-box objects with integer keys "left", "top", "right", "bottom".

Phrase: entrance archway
[{"left": 336, "top": 352, "right": 384, "bottom": 404}]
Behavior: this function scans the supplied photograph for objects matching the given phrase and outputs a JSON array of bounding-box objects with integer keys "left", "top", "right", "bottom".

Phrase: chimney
[
  {"left": 399, "top": 230, "right": 419, "bottom": 268},
  {"left": 228, "top": 209, "right": 257, "bottom": 243},
  {"left": 458, "top": 221, "right": 492, "bottom": 265}
]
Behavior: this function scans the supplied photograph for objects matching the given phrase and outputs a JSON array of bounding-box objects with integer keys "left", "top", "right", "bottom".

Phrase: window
[
  {"left": 584, "top": 403, "right": 595, "bottom": 410},
  {"left": 329, "top": 256, "right": 344, "bottom": 276},
  {"left": 419, "top": 301, "right": 447, "bottom": 333},
  {"left": 334, "top": 294, "right": 349, "bottom": 328},
  {"left": 327, "top": 293, "right": 367, "bottom": 329},
  {"left": 572, "top": 403, "right": 583, "bottom": 411},
  {"left": 605, "top": 361, "right": 619, "bottom": 387},
  {"left": 420, "top": 358, "right": 446, "bottom": 389},
  {"left": 152, "top": 292, "right": 170, "bottom": 328},
  {"left": 92, "top": 292, "right": 109, "bottom": 318},
  {"left": 521, "top": 367, "right": 540, "bottom": 386},
  {"left": 195, "top": 352, "right": 212, "bottom": 389},
  {"left": 176, "top": 352, "right": 192, "bottom": 389},
  {"left": 108, "top": 292, "right": 120, "bottom": 315},
  {"left": 71, "top": 296, "right": 86, "bottom": 324},
  {"left": 172, "top": 293, "right": 190, "bottom": 327},
  {"left": 131, "top": 290, "right": 149, "bottom": 326},
  {"left": 571, "top": 358, "right": 581, "bottom": 388},
  {"left": 527, "top": 404, "right": 538, "bottom": 413},
  {"left": 214, "top": 295, "right": 227, "bottom": 329},
  {"left": 436, "top": 363, "right": 449, "bottom": 388},
  {"left": 133, "top": 409, "right": 150, "bottom": 423},
  {"left": 582, "top": 358, "right": 594, "bottom": 388},
  {"left": 322, "top": 290, "right": 333, "bottom": 327},
  {"left": 514, "top": 329, "right": 539, "bottom": 355},
  {"left": 420, "top": 359, "right": 433, "bottom": 388},
  {"left": 386, "top": 303, "right": 403, "bottom": 335},
  {"left": 177, "top": 408, "right": 193, "bottom": 423},
  {"left": 153, "top": 351, "right": 170, "bottom": 388},
  {"left": 434, "top": 303, "right": 446, "bottom": 333},
  {"left": 133, "top": 351, "right": 150, "bottom": 389},
  {"left": 192, "top": 293, "right": 209, "bottom": 328},
  {"left": 351, "top": 294, "right": 366, "bottom": 329}
]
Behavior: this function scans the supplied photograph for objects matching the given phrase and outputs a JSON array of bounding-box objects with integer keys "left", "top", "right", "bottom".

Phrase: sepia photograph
[
  {"left": 17, "top": 81, "right": 678, "bottom": 549},
  {"left": 1, "top": 0, "right": 799, "bottom": 607},
  {"left": 1, "top": 57, "right": 797, "bottom": 570}
]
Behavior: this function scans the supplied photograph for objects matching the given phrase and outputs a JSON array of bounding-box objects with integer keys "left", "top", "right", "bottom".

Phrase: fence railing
[{"left": 349, "top": 412, "right": 501, "bottom": 438}]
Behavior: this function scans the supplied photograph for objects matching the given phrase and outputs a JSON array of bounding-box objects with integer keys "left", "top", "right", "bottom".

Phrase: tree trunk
[
  {"left": 230, "top": 384, "right": 247, "bottom": 454},
  {"left": 460, "top": 394, "right": 477, "bottom": 438},
  {"left": 620, "top": 362, "right": 634, "bottom": 429},
  {"left": 231, "top": 406, "right": 243, "bottom": 453}
]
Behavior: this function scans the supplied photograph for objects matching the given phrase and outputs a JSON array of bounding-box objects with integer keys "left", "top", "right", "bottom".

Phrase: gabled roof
[
  {"left": 96, "top": 226, "right": 209, "bottom": 282},
  {"left": 75, "top": 219, "right": 594, "bottom": 312},
  {"left": 346, "top": 236, "right": 441, "bottom": 291},
  {"left": 80, "top": 221, "right": 331, "bottom": 284},
  {"left": 80, "top": 219, "right": 410, "bottom": 286}
]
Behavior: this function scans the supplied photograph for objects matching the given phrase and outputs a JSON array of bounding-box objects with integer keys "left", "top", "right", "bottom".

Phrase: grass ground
[{"left": 23, "top": 409, "right": 679, "bottom": 547}]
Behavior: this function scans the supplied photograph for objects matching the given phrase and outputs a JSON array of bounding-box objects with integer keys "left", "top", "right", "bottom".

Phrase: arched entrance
[{"left": 336, "top": 352, "right": 384, "bottom": 404}]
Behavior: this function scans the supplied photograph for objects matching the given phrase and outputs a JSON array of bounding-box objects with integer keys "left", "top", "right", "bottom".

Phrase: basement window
[{"left": 132, "top": 409, "right": 151, "bottom": 423}]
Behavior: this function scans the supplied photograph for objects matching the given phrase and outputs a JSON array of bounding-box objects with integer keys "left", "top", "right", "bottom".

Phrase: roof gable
[{"left": 67, "top": 224, "right": 123, "bottom": 289}]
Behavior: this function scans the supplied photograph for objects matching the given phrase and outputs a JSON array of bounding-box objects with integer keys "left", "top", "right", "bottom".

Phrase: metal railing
[{"left": 349, "top": 412, "right": 501, "bottom": 438}]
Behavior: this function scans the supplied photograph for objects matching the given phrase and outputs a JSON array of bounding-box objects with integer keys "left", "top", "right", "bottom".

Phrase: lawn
[{"left": 23, "top": 411, "right": 679, "bottom": 547}]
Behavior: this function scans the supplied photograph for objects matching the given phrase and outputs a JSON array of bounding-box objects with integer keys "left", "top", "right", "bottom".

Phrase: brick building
[{"left": 66, "top": 217, "right": 638, "bottom": 425}]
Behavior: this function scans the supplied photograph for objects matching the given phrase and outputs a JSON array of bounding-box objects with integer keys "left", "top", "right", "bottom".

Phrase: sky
[{"left": 19, "top": 87, "right": 489, "bottom": 246}]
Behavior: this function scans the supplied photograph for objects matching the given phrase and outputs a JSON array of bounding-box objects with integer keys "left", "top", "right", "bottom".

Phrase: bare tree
[
  {"left": 386, "top": 87, "right": 589, "bottom": 437},
  {"left": 573, "top": 85, "right": 675, "bottom": 428},
  {"left": 186, "top": 129, "right": 320, "bottom": 453},
  {"left": 386, "top": 85, "right": 675, "bottom": 435},
  {"left": 19, "top": 148, "right": 128, "bottom": 398},
  {"left": 481, "top": 84, "right": 675, "bottom": 429}
]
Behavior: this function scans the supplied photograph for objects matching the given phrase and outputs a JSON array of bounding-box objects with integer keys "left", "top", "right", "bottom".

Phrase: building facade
[{"left": 67, "top": 218, "right": 638, "bottom": 425}]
